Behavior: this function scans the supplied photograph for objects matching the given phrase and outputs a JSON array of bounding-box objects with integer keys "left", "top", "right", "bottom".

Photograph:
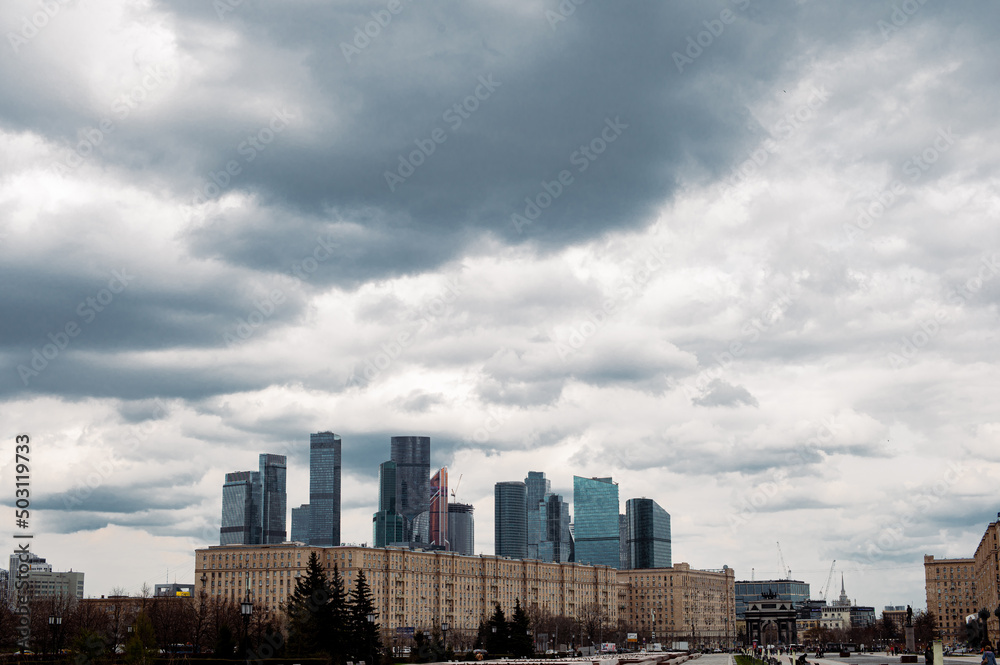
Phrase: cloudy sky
[{"left": 2, "top": 0, "right": 999, "bottom": 613}]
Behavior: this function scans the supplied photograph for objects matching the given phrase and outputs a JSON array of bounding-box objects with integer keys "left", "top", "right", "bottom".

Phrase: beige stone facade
[
  {"left": 924, "top": 554, "right": 976, "bottom": 643},
  {"left": 973, "top": 518, "right": 1000, "bottom": 640},
  {"left": 194, "top": 543, "right": 618, "bottom": 637},
  {"left": 617, "top": 563, "right": 736, "bottom": 648}
]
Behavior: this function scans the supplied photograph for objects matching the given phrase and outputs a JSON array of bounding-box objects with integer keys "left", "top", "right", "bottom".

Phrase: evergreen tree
[
  {"left": 286, "top": 551, "right": 333, "bottom": 656},
  {"left": 510, "top": 599, "right": 533, "bottom": 657},
  {"left": 324, "top": 563, "right": 350, "bottom": 664},
  {"left": 124, "top": 612, "right": 157, "bottom": 665},
  {"left": 348, "top": 569, "right": 383, "bottom": 665},
  {"left": 487, "top": 604, "right": 509, "bottom": 655}
]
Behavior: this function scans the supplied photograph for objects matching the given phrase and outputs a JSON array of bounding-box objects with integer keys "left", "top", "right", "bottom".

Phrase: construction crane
[
  {"left": 777, "top": 542, "right": 791, "bottom": 579},
  {"left": 820, "top": 560, "right": 837, "bottom": 601},
  {"left": 450, "top": 473, "right": 463, "bottom": 501}
]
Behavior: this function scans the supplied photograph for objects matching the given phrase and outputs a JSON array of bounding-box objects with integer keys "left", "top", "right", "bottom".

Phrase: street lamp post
[
  {"left": 241, "top": 596, "right": 254, "bottom": 665},
  {"left": 442, "top": 622, "right": 450, "bottom": 653},
  {"left": 368, "top": 613, "right": 378, "bottom": 665},
  {"left": 48, "top": 616, "right": 62, "bottom": 654}
]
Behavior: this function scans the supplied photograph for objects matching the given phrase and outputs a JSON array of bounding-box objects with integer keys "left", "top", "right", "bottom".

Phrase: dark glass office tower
[
  {"left": 390, "top": 436, "right": 430, "bottom": 539},
  {"left": 291, "top": 504, "right": 310, "bottom": 542},
  {"left": 259, "top": 453, "right": 287, "bottom": 544},
  {"left": 373, "top": 460, "right": 405, "bottom": 547},
  {"left": 538, "top": 493, "right": 572, "bottom": 562},
  {"left": 308, "top": 432, "right": 342, "bottom": 546},
  {"left": 494, "top": 481, "right": 527, "bottom": 559},
  {"left": 220, "top": 471, "right": 260, "bottom": 545},
  {"left": 625, "top": 498, "right": 671, "bottom": 569},
  {"left": 448, "top": 502, "right": 475, "bottom": 555},
  {"left": 525, "top": 471, "right": 551, "bottom": 559},
  {"left": 572, "top": 476, "right": 620, "bottom": 568}
]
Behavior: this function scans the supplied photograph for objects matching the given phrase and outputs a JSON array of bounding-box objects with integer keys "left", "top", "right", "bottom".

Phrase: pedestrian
[{"left": 982, "top": 645, "right": 997, "bottom": 665}]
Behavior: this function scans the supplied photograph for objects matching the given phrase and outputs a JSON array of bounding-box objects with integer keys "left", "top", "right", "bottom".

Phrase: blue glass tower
[
  {"left": 220, "top": 470, "right": 260, "bottom": 545},
  {"left": 373, "top": 460, "right": 406, "bottom": 547},
  {"left": 494, "top": 481, "right": 527, "bottom": 559},
  {"left": 572, "top": 476, "right": 620, "bottom": 568},
  {"left": 259, "top": 453, "right": 287, "bottom": 544},
  {"left": 625, "top": 497, "right": 671, "bottom": 569},
  {"left": 308, "top": 432, "right": 342, "bottom": 546},
  {"left": 525, "top": 471, "right": 551, "bottom": 559},
  {"left": 391, "top": 436, "right": 431, "bottom": 540},
  {"left": 291, "top": 504, "right": 310, "bottom": 542}
]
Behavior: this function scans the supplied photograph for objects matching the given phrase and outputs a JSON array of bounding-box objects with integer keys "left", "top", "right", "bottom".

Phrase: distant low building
[{"left": 154, "top": 583, "right": 194, "bottom": 597}]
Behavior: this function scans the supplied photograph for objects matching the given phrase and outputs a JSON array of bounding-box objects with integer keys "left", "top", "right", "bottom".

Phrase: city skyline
[{"left": 3, "top": 0, "right": 999, "bottom": 618}]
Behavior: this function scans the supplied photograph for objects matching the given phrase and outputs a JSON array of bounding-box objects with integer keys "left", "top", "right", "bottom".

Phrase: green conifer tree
[
  {"left": 324, "top": 563, "right": 350, "bottom": 664},
  {"left": 348, "top": 569, "right": 383, "bottom": 665},
  {"left": 510, "top": 599, "right": 533, "bottom": 657},
  {"left": 285, "top": 552, "right": 333, "bottom": 656}
]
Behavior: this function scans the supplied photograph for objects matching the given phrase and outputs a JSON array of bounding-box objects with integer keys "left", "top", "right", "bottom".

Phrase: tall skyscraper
[
  {"left": 538, "top": 493, "right": 572, "bottom": 562},
  {"left": 373, "top": 460, "right": 405, "bottom": 547},
  {"left": 625, "top": 498, "right": 671, "bottom": 569},
  {"left": 220, "top": 470, "right": 260, "bottom": 545},
  {"left": 308, "top": 432, "right": 342, "bottom": 546},
  {"left": 448, "top": 502, "right": 475, "bottom": 555},
  {"left": 494, "top": 481, "right": 527, "bottom": 559},
  {"left": 391, "top": 436, "right": 430, "bottom": 540},
  {"left": 259, "top": 454, "right": 287, "bottom": 544},
  {"left": 572, "top": 476, "right": 620, "bottom": 568},
  {"left": 619, "top": 514, "right": 629, "bottom": 569},
  {"left": 429, "top": 467, "right": 449, "bottom": 548},
  {"left": 291, "top": 504, "right": 310, "bottom": 542},
  {"left": 525, "top": 471, "right": 551, "bottom": 559}
]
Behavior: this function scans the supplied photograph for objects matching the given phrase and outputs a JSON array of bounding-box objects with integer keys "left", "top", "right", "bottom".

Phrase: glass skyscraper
[
  {"left": 220, "top": 470, "right": 260, "bottom": 545},
  {"left": 538, "top": 493, "right": 572, "bottom": 562},
  {"left": 291, "top": 504, "right": 310, "bottom": 542},
  {"left": 259, "top": 453, "right": 287, "bottom": 544},
  {"left": 447, "top": 502, "right": 475, "bottom": 555},
  {"left": 391, "top": 436, "right": 430, "bottom": 540},
  {"left": 373, "top": 460, "right": 405, "bottom": 547},
  {"left": 625, "top": 497, "right": 671, "bottom": 569},
  {"left": 429, "top": 467, "right": 448, "bottom": 548},
  {"left": 524, "top": 471, "right": 551, "bottom": 559},
  {"left": 572, "top": 476, "right": 620, "bottom": 568},
  {"left": 308, "top": 432, "right": 341, "bottom": 546},
  {"left": 494, "top": 481, "right": 527, "bottom": 559}
]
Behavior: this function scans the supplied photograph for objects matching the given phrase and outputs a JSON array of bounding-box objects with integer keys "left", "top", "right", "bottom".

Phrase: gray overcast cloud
[{"left": 2, "top": 0, "right": 999, "bottom": 610}]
